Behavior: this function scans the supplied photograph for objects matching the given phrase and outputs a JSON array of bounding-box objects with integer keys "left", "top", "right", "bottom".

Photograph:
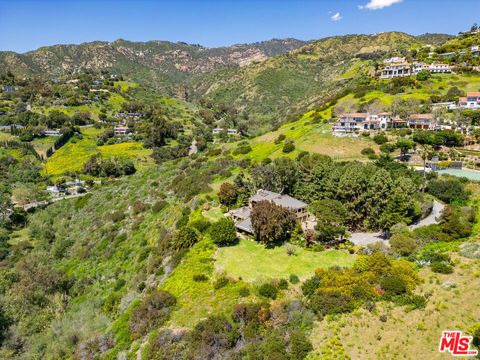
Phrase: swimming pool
[{"left": 437, "top": 168, "right": 480, "bottom": 181}]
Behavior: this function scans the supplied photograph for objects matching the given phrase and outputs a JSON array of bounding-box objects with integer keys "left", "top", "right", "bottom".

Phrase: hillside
[
  {"left": 0, "top": 38, "right": 307, "bottom": 97},
  {"left": 188, "top": 32, "right": 422, "bottom": 133}
]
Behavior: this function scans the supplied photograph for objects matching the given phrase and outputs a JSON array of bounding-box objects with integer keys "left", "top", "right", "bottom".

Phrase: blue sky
[{"left": 0, "top": 0, "right": 478, "bottom": 53}]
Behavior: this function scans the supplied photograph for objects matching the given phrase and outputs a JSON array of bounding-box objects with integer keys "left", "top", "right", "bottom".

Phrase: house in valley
[{"left": 228, "top": 189, "right": 309, "bottom": 234}]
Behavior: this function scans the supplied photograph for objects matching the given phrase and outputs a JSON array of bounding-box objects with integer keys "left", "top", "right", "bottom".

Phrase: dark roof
[
  {"left": 236, "top": 218, "right": 253, "bottom": 234},
  {"left": 250, "top": 190, "right": 307, "bottom": 210}
]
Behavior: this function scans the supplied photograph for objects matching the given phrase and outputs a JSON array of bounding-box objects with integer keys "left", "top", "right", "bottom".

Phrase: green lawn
[{"left": 215, "top": 239, "right": 355, "bottom": 282}]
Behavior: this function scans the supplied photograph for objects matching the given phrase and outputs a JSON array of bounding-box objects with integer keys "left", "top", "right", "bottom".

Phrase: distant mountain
[
  {"left": 0, "top": 38, "right": 308, "bottom": 96},
  {"left": 415, "top": 33, "right": 454, "bottom": 45}
]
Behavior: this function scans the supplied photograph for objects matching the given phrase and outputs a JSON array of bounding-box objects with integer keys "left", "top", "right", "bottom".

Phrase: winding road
[{"left": 350, "top": 200, "right": 445, "bottom": 246}]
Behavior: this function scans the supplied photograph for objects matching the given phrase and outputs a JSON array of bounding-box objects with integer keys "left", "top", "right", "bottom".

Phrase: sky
[{"left": 0, "top": 0, "right": 479, "bottom": 53}]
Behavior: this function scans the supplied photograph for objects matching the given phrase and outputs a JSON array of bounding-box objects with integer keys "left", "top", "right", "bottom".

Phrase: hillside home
[
  {"left": 228, "top": 189, "right": 308, "bottom": 234},
  {"left": 413, "top": 63, "right": 451, "bottom": 74},
  {"left": 380, "top": 62, "right": 412, "bottom": 79},
  {"left": 408, "top": 114, "right": 436, "bottom": 130},
  {"left": 333, "top": 113, "right": 393, "bottom": 135},
  {"left": 459, "top": 92, "right": 480, "bottom": 109},
  {"left": 114, "top": 126, "right": 130, "bottom": 135},
  {"left": 432, "top": 101, "right": 457, "bottom": 110},
  {"left": 471, "top": 46, "right": 480, "bottom": 55},
  {"left": 43, "top": 129, "right": 61, "bottom": 136},
  {"left": 212, "top": 127, "right": 238, "bottom": 135}
]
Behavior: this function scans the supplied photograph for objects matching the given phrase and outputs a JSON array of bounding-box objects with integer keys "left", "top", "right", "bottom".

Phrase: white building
[
  {"left": 413, "top": 63, "right": 451, "bottom": 74},
  {"left": 459, "top": 92, "right": 480, "bottom": 109},
  {"left": 380, "top": 62, "right": 412, "bottom": 79},
  {"left": 113, "top": 126, "right": 130, "bottom": 135}
]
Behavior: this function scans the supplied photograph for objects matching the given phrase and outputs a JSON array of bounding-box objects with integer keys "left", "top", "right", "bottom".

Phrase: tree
[
  {"left": 217, "top": 183, "right": 238, "bottom": 209},
  {"left": 412, "top": 131, "right": 442, "bottom": 192},
  {"left": 251, "top": 201, "right": 297, "bottom": 246},
  {"left": 373, "top": 132, "right": 388, "bottom": 145},
  {"left": 210, "top": 218, "right": 237, "bottom": 246},
  {"left": 310, "top": 199, "right": 348, "bottom": 246},
  {"left": 172, "top": 226, "right": 199, "bottom": 250},
  {"left": 416, "top": 70, "right": 431, "bottom": 81},
  {"left": 395, "top": 138, "right": 415, "bottom": 158}
]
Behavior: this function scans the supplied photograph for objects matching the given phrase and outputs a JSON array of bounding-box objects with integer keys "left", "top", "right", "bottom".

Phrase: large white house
[{"left": 333, "top": 113, "right": 394, "bottom": 135}]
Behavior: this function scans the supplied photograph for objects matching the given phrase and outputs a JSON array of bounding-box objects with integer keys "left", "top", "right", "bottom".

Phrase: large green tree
[
  {"left": 310, "top": 199, "right": 348, "bottom": 246},
  {"left": 251, "top": 201, "right": 297, "bottom": 246}
]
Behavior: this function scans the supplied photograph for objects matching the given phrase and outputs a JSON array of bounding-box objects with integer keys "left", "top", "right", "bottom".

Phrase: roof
[
  {"left": 229, "top": 206, "right": 251, "bottom": 220},
  {"left": 409, "top": 114, "right": 433, "bottom": 120},
  {"left": 272, "top": 195, "right": 307, "bottom": 210},
  {"left": 340, "top": 113, "right": 368, "bottom": 119},
  {"left": 467, "top": 92, "right": 480, "bottom": 97},
  {"left": 236, "top": 218, "right": 253, "bottom": 234},
  {"left": 459, "top": 97, "right": 467, "bottom": 102},
  {"left": 250, "top": 189, "right": 307, "bottom": 210}
]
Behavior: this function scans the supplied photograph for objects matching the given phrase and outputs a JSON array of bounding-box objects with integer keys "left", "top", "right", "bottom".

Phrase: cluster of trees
[{"left": 83, "top": 154, "right": 136, "bottom": 177}]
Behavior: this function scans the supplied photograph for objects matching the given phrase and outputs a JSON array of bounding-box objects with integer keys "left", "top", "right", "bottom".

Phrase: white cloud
[
  {"left": 359, "top": 0, "right": 403, "bottom": 10},
  {"left": 330, "top": 12, "right": 342, "bottom": 21}
]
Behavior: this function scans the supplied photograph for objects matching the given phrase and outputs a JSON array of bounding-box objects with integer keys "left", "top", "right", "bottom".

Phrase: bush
[
  {"left": 301, "top": 276, "right": 320, "bottom": 297},
  {"left": 274, "top": 134, "right": 286, "bottom": 144},
  {"left": 129, "top": 290, "right": 176, "bottom": 338},
  {"left": 286, "top": 244, "right": 297, "bottom": 256},
  {"left": 288, "top": 330, "right": 313, "bottom": 360},
  {"left": 289, "top": 274, "right": 300, "bottom": 284},
  {"left": 233, "top": 144, "right": 252, "bottom": 155},
  {"left": 278, "top": 279, "right": 289, "bottom": 290},
  {"left": 209, "top": 218, "right": 238, "bottom": 246},
  {"left": 373, "top": 132, "right": 388, "bottom": 145},
  {"left": 431, "top": 262, "right": 454, "bottom": 274},
  {"left": 309, "top": 290, "right": 355, "bottom": 317},
  {"left": 361, "top": 147, "right": 375, "bottom": 156},
  {"left": 214, "top": 276, "right": 230, "bottom": 290},
  {"left": 238, "top": 287, "right": 250, "bottom": 297},
  {"left": 193, "top": 274, "right": 209, "bottom": 282},
  {"left": 390, "top": 232, "right": 417, "bottom": 256},
  {"left": 258, "top": 282, "right": 278, "bottom": 299},
  {"left": 191, "top": 218, "right": 211, "bottom": 233},
  {"left": 172, "top": 226, "right": 199, "bottom": 250},
  {"left": 426, "top": 178, "right": 469, "bottom": 204},
  {"left": 282, "top": 142, "right": 295, "bottom": 153},
  {"left": 152, "top": 200, "right": 168, "bottom": 213},
  {"left": 380, "top": 275, "right": 407, "bottom": 296}
]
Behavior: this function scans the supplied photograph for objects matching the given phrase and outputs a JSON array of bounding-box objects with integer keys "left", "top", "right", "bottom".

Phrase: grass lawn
[
  {"left": 31, "top": 136, "right": 56, "bottom": 157},
  {"left": 44, "top": 127, "right": 153, "bottom": 177},
  {"left": 215, "top": 239, "right": 355, "bottom": 282},
  {"left": 0, "top": 132, "right": 16, "bottom": 141}
]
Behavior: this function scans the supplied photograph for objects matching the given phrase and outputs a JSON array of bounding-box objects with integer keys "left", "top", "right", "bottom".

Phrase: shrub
[
  {"left": 286, "top": 244, "right": 297, "bottom": 256},
  {"left": 361, "top": 147, "right": 375, "bottom": 156},
  {"left": 214, "top": 276, "right": 230, "bottom": 290},
  {"left": 380, "top": 275, "right": 407, "bottom": 297},
  {"left": 282, "top": 142, "right": 295, "bottom": 153},
  {"left": 426, "top": 178, "right": 469, "bottom": 204},
  {"left": 238, "top": 287, "right": 250, "bottom": 297},
  {"left": 390, "top": 232, "right": 418, "bottom": 256},
  {"left": 191, "top": 218, "right": 211, "bottom": 233},
  {"left": 309, "top": 290, "right": 355, "bottom": 317},
  {"left": 301, "top": 276, "right": 320, "bottom": 297},
  {"left": 152, "top": 200, "right": 168, "bottom": 213},
  {"left": 172, "top": 226, "right": 199, "bottom": 250},
  {"left": 209, "top": 218, "right": 238, "bottom": 246},
  {"left": 106, "top": 210, "right": 125, "bottom": 223},
  {"left": 274, "top": 134, "right": 286, "bottom": 144},
  {"left": 190, "top": 315, "right": 239, "bottom": 350},
  {"left": 431, "top": 262, "right": 454, "bottom": 274},
  {"left": 233, "top": 144, "right": 252, "bottom": 155},
  {"left": 288, "top": 330, "right": 313, "bottom": 360},
  {"left": 278, "top": 279, "right": 289, "bottom": 290},
  {"left": 193, "top": 274, "right": 209, "bottom": 282},
  {"left": 373, "top": 132, "right": 388, "bottom": 145},
  {"left": 129, "top": 290, "right": 176, "bottom": 338},
  {"left": 258, "top": 282, "right": 278, "bottom": 299},
  {"left": 289, "top": 274, "right": 300, "bottom": 284}
]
